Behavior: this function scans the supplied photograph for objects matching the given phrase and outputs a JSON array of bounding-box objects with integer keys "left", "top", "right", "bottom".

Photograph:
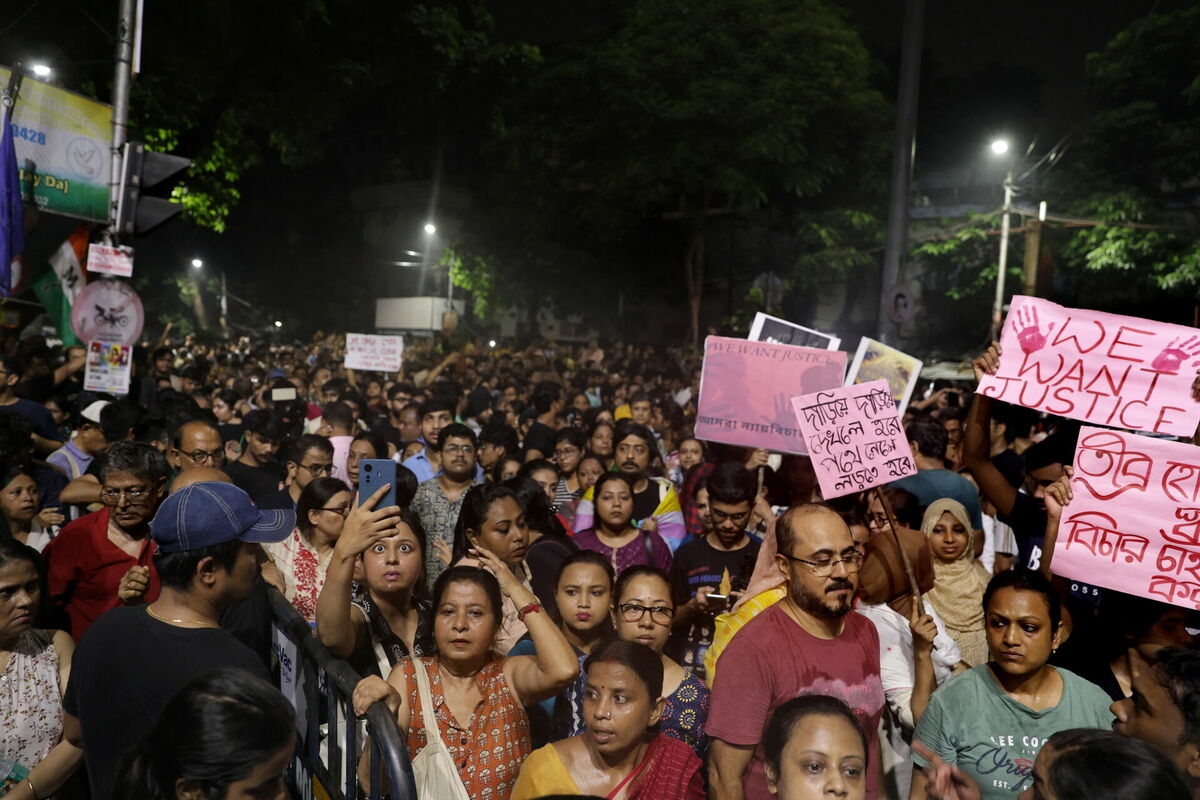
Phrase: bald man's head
[
  {"left": 776, "top": 503, "right": 847, "bottom": 558},
  {"left": 170, "top": 420, "right": 225, "bottom": 471},
  {"left": 170, "top": 465, "right": 231, "bottom": 493}
]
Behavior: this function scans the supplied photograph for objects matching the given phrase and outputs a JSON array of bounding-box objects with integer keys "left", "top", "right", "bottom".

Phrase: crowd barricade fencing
[{"left": 270, "top": 590, "right": 417, "bottom": 800}]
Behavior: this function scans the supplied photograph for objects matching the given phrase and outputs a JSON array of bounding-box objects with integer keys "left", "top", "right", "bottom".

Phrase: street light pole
[
  {"left": 990, "top": 169, "right": 1014, "bottom": 342},
  {"left": 109, "top": 0, "right": 136, "bottom": 231}
]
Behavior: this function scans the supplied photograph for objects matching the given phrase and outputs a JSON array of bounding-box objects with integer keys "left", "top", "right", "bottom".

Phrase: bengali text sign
[
  {"left": 344, "top": 333, "right": 403, "bottom": 372},
  {"left": 1056, "top": 426, "right": 1200, "bottom": 609},
  {"left": 792, "top": 379, "right": 916, "bottom": 499},
  {"left": 978, "top": 296, "right": 1200, "bottom": 437},
  {"left": 695, "top": 336, "right": 846, "bottom": 454}
]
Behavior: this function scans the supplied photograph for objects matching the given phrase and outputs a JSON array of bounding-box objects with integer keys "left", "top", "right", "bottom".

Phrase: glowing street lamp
[
  {"left": 191, "top": 258, "right": 203, "bottom": 269},
  {"left": 423, "top": 223, "right": 437, "bottom": 234},
  {"left": 990, "top": 138, "right": 1009, "bottom": 156},
  {"left": 30, "top": 64, "right": 52, "bottom": 78}
]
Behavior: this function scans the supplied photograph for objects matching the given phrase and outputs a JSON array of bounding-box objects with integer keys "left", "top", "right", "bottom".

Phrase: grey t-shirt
[{"left": 913, "top": 664, "right": 1114, "bottom": 799}]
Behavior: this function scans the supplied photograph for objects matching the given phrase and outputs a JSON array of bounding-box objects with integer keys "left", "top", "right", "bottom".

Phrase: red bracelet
[{"left": 518, "top": 602, "right": 543, "bottom": 622}]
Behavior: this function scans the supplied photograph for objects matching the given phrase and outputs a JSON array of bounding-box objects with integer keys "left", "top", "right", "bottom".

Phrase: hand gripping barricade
[{"left": 269, "top": 590, "right": 417, "bottom": 800}]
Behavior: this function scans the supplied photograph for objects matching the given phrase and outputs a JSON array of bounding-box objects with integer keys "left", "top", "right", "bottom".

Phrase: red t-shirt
[
  {"left": 707, "top": 603, "right": 884, "bottom": 800},
  {"left": 44, "top": 508, "right": 160, "bottom": 640}
]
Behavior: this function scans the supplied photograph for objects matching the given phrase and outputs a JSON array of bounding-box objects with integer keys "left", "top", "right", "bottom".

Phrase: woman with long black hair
[{"left": 114, "top": 668, "right": 295, "bottom": 800}]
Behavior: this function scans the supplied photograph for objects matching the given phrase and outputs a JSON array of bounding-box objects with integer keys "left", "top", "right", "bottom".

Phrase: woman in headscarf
[{"left": 921, "top": 498, "right": 991, "bottom": 668}]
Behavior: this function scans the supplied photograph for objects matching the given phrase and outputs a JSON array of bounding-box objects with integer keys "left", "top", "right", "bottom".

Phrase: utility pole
[
  {"left": 109, "top": 0, "right": 136, "bottom": 233},
  {"left": 990, "top": 170, "right": 1014, "bottom": 342},
  {"left": 876, "top": 0, "right": 925, "bottom": 343},
  {"left": 220, "top": 269, "right": 229, "bottom": 337}
]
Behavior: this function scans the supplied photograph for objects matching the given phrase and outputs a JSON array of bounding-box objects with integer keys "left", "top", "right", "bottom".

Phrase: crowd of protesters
[{"left": 0, "top": 330, "right": 1198, "bottom": 800}]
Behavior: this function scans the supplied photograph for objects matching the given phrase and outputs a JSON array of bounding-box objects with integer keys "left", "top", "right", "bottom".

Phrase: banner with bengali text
[
  {"left": 792, "top": 379, "right": 916, "bottom": 499},
  {"left": 694, "top": 336, "right": 845, "bottom": 454},
  {"left": 1055, "top": 426, "right": 1200, "bottom": 609}
]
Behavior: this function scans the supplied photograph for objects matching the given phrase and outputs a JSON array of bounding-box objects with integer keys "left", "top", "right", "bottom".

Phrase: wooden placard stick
[{"left": 873, "top": 486, "right": 922, "bottom": 605}]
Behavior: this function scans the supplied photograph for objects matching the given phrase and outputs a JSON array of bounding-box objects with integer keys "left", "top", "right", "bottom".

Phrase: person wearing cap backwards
[
  {"left": 45, "top": 400, "right": 110, "bottom": 482},
  {"left": 43, "top": 443, "right": 170, "bottom": 640},
  {"left": 60, "top": 480, "right": 293, "bottom": 800}
]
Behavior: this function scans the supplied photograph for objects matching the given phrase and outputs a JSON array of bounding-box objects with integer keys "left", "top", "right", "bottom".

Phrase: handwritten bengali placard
[
  {"left": 344, "top": 333, "right": 404, "bottom": 372},
  {"left": 1056, "top": 426, "right": 1200, "bottom": 609},
  {"left": 978, "top": 296, "right": 1200, "bottom": 437},
  {"left": 791, "top": 379, "right": 916, "bottom": 499},
  {"left": 695, "top": 336, "right": 846, "bottom": 454}
]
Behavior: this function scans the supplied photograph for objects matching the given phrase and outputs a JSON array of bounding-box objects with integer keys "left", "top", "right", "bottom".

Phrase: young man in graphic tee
[
  {"left": 668, "top": 461, "right": 760, "bottom": 678},
  {"left": 707, "top": 504, "right": 884, "bottom": 800},
  {"left": 62, "top": 481, "right": 293, "bottom": 800}
]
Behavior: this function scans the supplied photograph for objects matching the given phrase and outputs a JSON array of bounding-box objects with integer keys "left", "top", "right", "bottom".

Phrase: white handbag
[{"left": 409, "top": 659, "right": 471, "bottom": 800}]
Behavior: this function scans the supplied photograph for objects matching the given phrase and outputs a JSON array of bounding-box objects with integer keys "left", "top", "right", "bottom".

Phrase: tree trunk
[{"left": 683, "top": 227, "right": 705, "bottom": 347}]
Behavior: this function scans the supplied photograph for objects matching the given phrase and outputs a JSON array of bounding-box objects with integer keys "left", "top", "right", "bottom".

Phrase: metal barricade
[{"left": 269, "top": 590, "right": 417, "bottom": 800}]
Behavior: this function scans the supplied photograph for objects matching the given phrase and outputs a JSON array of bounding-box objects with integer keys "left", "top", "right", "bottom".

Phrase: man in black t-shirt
[
  {"left": 668, "top": 461, "right": 761, "bottom": 678},
  {"left": 63, "top": 481, "right": 294, "bottom": 800},
  {"left": 522, "top": 382, "right": 563, "bottom": 460},
  {"left": 223, "top": 408, "right": 287, "bottom": 500}
]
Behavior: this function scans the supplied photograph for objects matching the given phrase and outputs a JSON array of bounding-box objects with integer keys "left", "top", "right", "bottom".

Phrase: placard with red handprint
[{"left": 978, "top": 296, "right": 1200, "bottom": 437}]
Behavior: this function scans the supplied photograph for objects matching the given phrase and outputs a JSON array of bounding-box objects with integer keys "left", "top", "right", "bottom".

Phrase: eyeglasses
[
  {"left": 298, "top": 462, "right": 334, "bottom": 475},
  {"left": 100, "top": 486, "right": 153, "bottom": 505},
  {"left": 553, "top": 447, "right": 580, "bottom": 459},
  {"left": 179, "top": 449, "right": 223, "bottom": 464},
  {"left": 442, "top": 444, "right": 475, "bottom": 456},
  {"left": 318, "top": 505, "right": 352, "bottom": 517},
  {"left": 710, "top": 508, "right": 750, "bottom": 525},
  {"left": 619, "top": 602, "right": 674, "bottom": 625},
  {"left": 781, "top": 550, "right": 865, "bottom": 577}
]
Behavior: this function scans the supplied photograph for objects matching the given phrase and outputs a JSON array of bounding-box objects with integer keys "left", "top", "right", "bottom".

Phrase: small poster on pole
[
  {"left": 83, "top": 341, "right": 132, "bottom": 395},
  {"left": 86, "top": 243, "right": 134, "bottom": 277},
  {"left": 792, "top": 379, "right": 917, "bottom": 499},
  {"left": 344, "top": 333, "right": 404, "bottom": 372}
]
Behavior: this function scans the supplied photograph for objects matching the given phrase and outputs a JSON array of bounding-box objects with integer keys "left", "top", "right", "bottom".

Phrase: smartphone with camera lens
[{"left": 358, "top": 459, "right": 397, "bottom": 507}]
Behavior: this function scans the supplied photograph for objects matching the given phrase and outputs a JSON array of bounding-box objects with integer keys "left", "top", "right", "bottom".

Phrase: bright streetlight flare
[
  {"left": 489, "top": 340, "right": 496, "bottom": 348},
  {"left": 423, "top": 223, "right": 436, "bottom": 234},
  {"left": 990, "top": 139, "right": 1009, "bottom": 156},
  {"left": 274, "top": 320, "right": 282, "bottom": 328},
  {"left": 30, "top": 64, "right": 51, "bottom": 78},
  {"left": 191, "top": 258, "right": 203, "bottom": 268}
]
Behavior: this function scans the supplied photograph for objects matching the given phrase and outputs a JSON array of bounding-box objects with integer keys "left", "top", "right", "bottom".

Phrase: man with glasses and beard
[
  {"left": 43, "top": 443, "right": 170, "bottom": 640},
  {"left": 411, "top": 423, "right": 480, "bottom": 585},
  {"left": 707, "top": 504, "right": 885, "bottom": 800}
]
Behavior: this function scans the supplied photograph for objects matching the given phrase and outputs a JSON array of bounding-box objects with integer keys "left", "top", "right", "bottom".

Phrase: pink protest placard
[
  {"left": 344, "top": 333, "right": 404, "bottom": 373},
  {"left": 695, "top": 336, "right": 845, "bottom": 454},
  {"left": 1055, "top": 426, "right": 1200, "bottom": 609},
  {"left": 978, "top": 296, "right": 1200, "bottom": 437},
  {"left": 791, "top": 379, "right": 916, "bottom": 499}
]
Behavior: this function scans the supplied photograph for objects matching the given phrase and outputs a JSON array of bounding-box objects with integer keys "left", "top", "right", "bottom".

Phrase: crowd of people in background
[{"left": 1, "top": 330, "right": 1198, "bottom": 800}]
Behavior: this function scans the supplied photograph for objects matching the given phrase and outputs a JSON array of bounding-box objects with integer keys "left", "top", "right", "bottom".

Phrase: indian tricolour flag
[{"left": 31, "top": 224, "right": 89, "bottom": 346}]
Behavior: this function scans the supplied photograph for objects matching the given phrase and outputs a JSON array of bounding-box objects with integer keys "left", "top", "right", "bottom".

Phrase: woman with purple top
[{"left": 573, "top": 473, "right": 671, "bottom": 577}]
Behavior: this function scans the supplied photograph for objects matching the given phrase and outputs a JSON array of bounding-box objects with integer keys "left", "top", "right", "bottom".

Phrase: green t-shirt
[{"left": 913, "top": 664, "right": 1114, "bottom": 799}]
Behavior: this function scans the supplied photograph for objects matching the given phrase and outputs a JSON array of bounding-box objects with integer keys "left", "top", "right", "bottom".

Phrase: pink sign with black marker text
[
  {"left": 977, "top": 296, "right": 1200, "bottom": 438},
  {"left": 791, "top": 379, "right": 916, "bottom": 499},
  {"left": 1056, "top": 427, "right": 1200, "bottom": 609}
]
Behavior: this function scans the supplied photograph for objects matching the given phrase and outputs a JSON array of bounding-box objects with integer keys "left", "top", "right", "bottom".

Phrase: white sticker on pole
[
  {"left": 344, "top": 333, "right": 404, "bottom": 372},
  {"left": 86, "top": 243, "right": 134, "bottom": 277}
]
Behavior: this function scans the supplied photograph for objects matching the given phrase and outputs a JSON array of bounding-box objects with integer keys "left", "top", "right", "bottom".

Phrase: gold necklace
[{"left": 146, "top": 604, "right": 218, "bottom": 628}]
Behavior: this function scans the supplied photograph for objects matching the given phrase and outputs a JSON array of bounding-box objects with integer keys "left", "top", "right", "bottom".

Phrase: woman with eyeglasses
[
  {"left": 261, "top": 477, "right": 351, "bottom": 622},
  {"left": 612, "top": 565, "right": 710, "bottom": 757}
]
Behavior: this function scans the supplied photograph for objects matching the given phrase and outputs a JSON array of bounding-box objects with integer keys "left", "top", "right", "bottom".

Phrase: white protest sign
[
  {"left": 86, "top": 243, "right": 134, "bottom": 277},
  {"left": 344, "top": 333, "right": 404, "bottom": 372},
  {"left": 748, "top": 312, "right": 841, "bottom": 351},
  {"left": 82, "top": 341, "right": 131, "bottom": 395}
]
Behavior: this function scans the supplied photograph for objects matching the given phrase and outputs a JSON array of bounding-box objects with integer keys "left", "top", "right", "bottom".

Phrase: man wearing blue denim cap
[{"left": 62, "top": 481, "right": 294, "bottom": 800}]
